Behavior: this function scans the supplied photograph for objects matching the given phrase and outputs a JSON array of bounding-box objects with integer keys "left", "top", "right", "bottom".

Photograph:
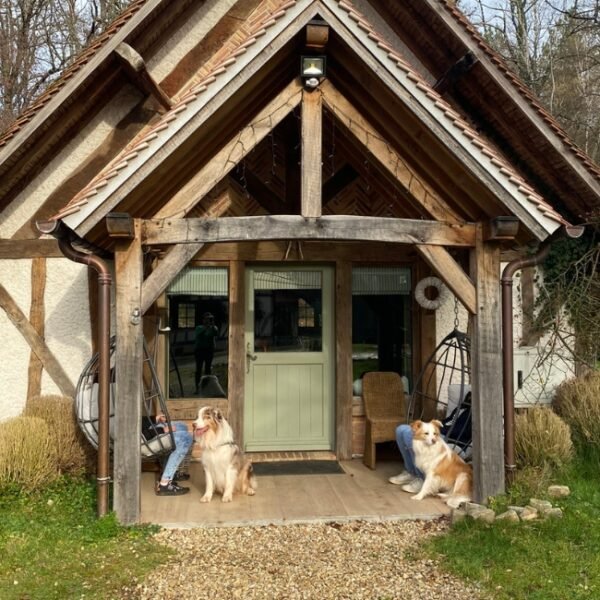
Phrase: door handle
[{"left": 246, "top": 343, "right": 257, "bottom": 373}]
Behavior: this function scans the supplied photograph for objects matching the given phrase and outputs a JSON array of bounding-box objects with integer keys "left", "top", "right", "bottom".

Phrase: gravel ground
[{"left": 121, "top": 518, "right": 485, "bottom": 599}]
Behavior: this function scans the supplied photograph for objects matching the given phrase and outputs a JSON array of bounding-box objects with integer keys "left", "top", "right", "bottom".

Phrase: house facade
[{"left": 1, "top": 0, "right": 599, "bottom": 523}]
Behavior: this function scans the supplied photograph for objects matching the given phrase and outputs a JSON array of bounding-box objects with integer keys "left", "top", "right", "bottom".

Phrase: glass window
[
  {"left": 167, "top": 267, "right": 228, "bottom": 398},
  {"left": 253, "top": 270, "right": 322, "bottom": 352},
  {"left": 352, "top": 267, "right": 412, "bottom": 394}
]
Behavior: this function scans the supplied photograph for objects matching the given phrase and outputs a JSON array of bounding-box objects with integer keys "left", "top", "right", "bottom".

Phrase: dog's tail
[
  {"left": 446, "top": 471, "right": 472, "bottom": 508},
  {"left": 242, "top": 461, "right": 257, "bottom": 494}
]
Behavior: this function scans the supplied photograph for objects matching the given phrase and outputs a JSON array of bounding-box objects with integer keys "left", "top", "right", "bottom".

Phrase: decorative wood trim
[
  {"left": 323, "top": 164, "right": 358, "bottom": 206},
  {"left": 0, "top": 239, "right": 61, "bottom": 258},
  {"left": 113, "top": 220, "right": 144, "bottom": 524},
  {"left": 335, "top": 260, "right": 353, "bottom": 459},
  {"left": 320, "top": 80, "right": 462, "bottom": 223},
  {"left": 0, "top": 281, "right": 75, "bottom": 397},
  {"left": 114, "top": 43, "right": 173, "bottom": 111},
  {"left": 26, "top": 258, "right": 46, "bottom": 402},
  {"left": 141, "top": 242, "right": 204, "bottom": 314},
  {"left": 469, "top": 225, "right": 504, "bottom": 502},
  {"left": 301, "top": 89, "right": 323, "bottom": 217},
  {"left": 416, "top": 244, "right": 477, "bottom": 314},
  {"left": 228, "top": 261, "right": 245, "bottom": 443},
  {"left": 154, "top": 79, "right": 303, "bottom": 219},
  {"left": 143, "top": 215, "right": 476, "bottom": 246}
]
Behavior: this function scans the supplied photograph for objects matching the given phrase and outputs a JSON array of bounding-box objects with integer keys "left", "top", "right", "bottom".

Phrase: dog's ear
[
  {"left": 213, "top": 408, "right": 223, "bottom": 422},
  {"left": 410, "top": 420, "right": 422, "bottom": 432},
  {"left": 432, "top": 419, "right": 443, "bottom": 430}
]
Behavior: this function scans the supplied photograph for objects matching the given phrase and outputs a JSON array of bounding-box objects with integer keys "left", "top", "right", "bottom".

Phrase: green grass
[
  {"left": 427, "top": 450, "right": 600, "bottom": 599},
  {"left": 0, "top": 478, "right": 171, "bottom": 600}
]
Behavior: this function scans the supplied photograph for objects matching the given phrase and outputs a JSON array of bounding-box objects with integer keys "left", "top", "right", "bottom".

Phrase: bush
[
  {"left": 23, "top": 395, "right": 92, "bottom": 476},
  {"left": 553, "top": 370, "right": 600, "bottom": 448},
  {"left": 514, "top": 406, "right": 574, "bottom": 469},
  {"left": 0, "top": 416, "right": 59, "bottom": 492}
]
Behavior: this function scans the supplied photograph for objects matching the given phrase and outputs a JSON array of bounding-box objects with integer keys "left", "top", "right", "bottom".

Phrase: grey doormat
[{"left": 252, "top": 460, "right": 345, "bottom": 476}]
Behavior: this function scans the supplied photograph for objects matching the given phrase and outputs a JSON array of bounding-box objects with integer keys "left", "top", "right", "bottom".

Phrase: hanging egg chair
[
  {"left": 407, "top": 328, "right": 472, "bottom": 459},
  {"left": 75, "top": 336, "right": 175, "bottom": 459}
]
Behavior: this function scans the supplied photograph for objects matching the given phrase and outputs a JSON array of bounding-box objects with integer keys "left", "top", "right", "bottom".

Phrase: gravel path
[{"left": 121, "top": 518, "right": 485, "bottom": 599}]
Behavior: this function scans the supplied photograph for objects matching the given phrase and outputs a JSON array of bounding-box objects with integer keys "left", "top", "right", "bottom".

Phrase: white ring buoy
[{"left": 414, "top": 276, "right": 449, "bottom": 310}]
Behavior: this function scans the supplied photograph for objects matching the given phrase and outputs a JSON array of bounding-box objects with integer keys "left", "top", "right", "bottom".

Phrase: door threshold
[{"left": 246, "top": 450, "right": 337, "bottom": 463}]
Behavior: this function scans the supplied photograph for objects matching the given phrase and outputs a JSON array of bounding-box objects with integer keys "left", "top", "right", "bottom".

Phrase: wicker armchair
[{"left": 362, "top": 372, "right": 406, "bottom": 469}]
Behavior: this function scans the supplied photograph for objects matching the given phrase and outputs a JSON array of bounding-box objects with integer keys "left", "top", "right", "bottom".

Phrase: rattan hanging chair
[
  {"left": 407, "top": 328, "right": 472, "bottom": 459},
  {"left": 75, "top": 336, "right": 175, "bottom": 459}
]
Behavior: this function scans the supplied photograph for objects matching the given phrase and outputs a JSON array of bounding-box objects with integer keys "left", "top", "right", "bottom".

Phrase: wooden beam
[
  {"left": 0, "top": 239, "right": 61, "bottom": 258},
  {"left": 114, "top": 43, "right": 173, "bottom": 111},
  {"left": 320, "top": 80, "right": 462, "bottom": 223},
  {"left": 335, "top": 260, "right": 353, "bottom": 460},
  {"left": 113, "top": 220, "right": 144, "bottom": 524},
  {"left": 301, "top": 89, "right": 323, "bottom": 217},
  {"left": 141, "top": 242, "right": 204, "bottom": 314},
  {"left": 416, "top": 244, "right": 477, "bottom": 315},
  {"left": 228, "top": 261, "right": 245, "bottom": 443},
  {"left": 0, "top": 282, "right": 75, "bottom": 397},
  {"left": 143, "top": 215, "right": 476, "bottom": 247},
  {"left": 469, "top": 225, "right": 504, "bottom": 503},
  {"left": 26, "top": 258, "right": 46, "bottom": 402},
  {"left": 154, "top": 80, "right": 303, "bottom": 219}
]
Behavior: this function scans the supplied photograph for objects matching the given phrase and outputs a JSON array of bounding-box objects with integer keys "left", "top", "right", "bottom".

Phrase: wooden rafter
[
  {"left": 320, "top": 80, "right": 462, "bottom": 223},
  {"left": 301, "top": 89, "right": 323, "bottom": 217},
  {"left": 416, "top": 244, "right": 477, "bottom": 314},
  {"left": 154, "top": 79, "right": 303, "bottom": 219},
  {"left": 142, "top": 215, "right": 476, "bottom": 246}
]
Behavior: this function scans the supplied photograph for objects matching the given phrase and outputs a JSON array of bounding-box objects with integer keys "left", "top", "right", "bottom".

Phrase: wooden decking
[{"left": 140, "top": 458, "right": 449, "bottom": 528}]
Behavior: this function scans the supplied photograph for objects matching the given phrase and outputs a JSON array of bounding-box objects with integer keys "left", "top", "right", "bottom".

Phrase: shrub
[
  {"left": 23, "top": 394, "right": 92, "bottom": 476},
  {"left": 553, "top": 370, "right": 600, "bottom": 448},
  {"left": 514, "top": 406, "right": 574, "bottom": 469},
  {"left": 0, "top": 416, "right": 59, "bottom": 492}
]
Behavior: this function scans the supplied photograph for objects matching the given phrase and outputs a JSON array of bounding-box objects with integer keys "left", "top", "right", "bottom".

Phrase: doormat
[{"left": 252, "top": 460, "right": 346, "bottom": 476}]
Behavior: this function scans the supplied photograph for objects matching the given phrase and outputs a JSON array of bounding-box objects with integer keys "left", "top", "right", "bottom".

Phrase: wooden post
[
  {"left": 470, "top": 224, "right": 504, "bottom": 503},
  {"left": 335, "top": 260, "right": 353, "bottom": 459},
  {"left": 113, "top": 220, "right": 144, "bottom": 524},
  {"left": 301, "top": 89, "right": 322, "bottom": 217},
  {"left": 228, "top": 261, "right": 245, "bottom": 443},
  {"left": 27, "top": 258, "right": 46, "bottom": 402}
]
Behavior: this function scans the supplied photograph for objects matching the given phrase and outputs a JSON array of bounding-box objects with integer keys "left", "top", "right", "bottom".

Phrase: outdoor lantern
[{"left": 301, "top": 55, "right": 326, "bottom": 89}]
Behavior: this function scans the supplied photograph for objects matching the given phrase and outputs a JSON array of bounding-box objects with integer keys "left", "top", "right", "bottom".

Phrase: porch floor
[{"left": 140, "top": 458, "right": 450, "bottom": 528}]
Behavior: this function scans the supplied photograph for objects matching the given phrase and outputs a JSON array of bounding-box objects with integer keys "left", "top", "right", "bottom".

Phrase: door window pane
[
  {"left": 167, "top": 267, "right": 228, "bottom": 398},
  {"left": 253, "top": 270, "right": 322, "bottom": 352},
  {"left": 352, "top": 267, "right": 412, "bottom": 394}
]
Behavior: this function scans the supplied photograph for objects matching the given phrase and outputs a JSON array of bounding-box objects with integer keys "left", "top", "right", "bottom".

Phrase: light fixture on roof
[{"left": 300, "top": 55, "right": 326, "bottom": 90}]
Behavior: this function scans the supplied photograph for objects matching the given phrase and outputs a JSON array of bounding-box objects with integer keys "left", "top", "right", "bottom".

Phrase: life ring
[{"left": 414, "top": 276, "right": 449, "bottom": 310}]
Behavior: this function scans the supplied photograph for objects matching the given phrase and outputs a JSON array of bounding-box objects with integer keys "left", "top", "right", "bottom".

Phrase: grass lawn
[
  {"left": 427, "top": 452, "right": 600, "bottom": 600},
  {"left": 0, "top": 478, "right": 171, "bottom": 600}
]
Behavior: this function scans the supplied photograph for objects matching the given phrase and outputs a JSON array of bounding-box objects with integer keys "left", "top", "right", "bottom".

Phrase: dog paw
[
  {"left": 222, "top": 495, "right": 233, "bottom": 503},
  {"left": 411, "top": 494, "right": 424, "bottom": 501},
  {"left": 247, "top": 488, "right": 256, "bottom": 496},
  {"left": 200, "top": 495, "right": 212, "bottom": 503}
]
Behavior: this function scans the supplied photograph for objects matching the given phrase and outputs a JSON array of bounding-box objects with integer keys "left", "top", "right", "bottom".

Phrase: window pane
[
  {"left": 254, "top": 270, "right": 322, "bottom": 352},
  {"left": 167, "top": 267, "right": 228, "bottom": 398},
  {"left": 351, "top": 267, "right": 412, "bottom": 395}
]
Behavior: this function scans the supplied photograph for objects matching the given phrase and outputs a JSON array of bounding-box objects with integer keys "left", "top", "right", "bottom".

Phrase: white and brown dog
[
  {"left": 409, "top": 419, "right": 472, "bottom": 508},
  {"left": 193, "top": 406, "right": 257, "bottom": 503}
]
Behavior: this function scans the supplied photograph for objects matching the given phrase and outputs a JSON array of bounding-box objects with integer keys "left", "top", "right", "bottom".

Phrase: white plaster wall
[
  {"left": 0, "top": 260, "right": 33, "bottom": 419},
  {"left": 0, "top": 86, "right": 141, "bottom": 238}
]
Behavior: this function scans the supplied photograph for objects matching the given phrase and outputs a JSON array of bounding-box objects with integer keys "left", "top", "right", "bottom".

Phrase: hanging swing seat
[
  {"left": 75, "top": 336, "right": 175, "bottom": 460},
  {"left": 407, "top": 328, "right": 473, "bottom": 460}
]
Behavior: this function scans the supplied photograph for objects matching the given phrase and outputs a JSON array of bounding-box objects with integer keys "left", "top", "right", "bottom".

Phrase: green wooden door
[{"left": 244, "top": 266, "right": 334, "bottom": 451}]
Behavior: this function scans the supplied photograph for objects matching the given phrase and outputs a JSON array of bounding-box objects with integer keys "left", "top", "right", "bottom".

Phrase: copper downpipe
[
  {"left": 37, "top": 220, "right": 112, "bottom": 517},
  {"left": 501, "top": 225, "right": 584, "bottom": 483}
]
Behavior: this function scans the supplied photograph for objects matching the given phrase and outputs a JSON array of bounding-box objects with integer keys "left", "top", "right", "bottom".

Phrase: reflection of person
[
  {"left": 389, "top": 393, "right": 472, "bottom": 491},
  {"left": 142, "top": 414, "right": 194, "bottom": 496},
  {"left": 194, "top": 312, "right": 218, "bottom": 394}
]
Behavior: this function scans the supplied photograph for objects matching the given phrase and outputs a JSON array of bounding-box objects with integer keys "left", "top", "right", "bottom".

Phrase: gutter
[
  {"left": 36, "top": 219, "right": 112, "bottom": 517},
  {"left": 501, "top": 224, "right": 585, "bottom": 482}
]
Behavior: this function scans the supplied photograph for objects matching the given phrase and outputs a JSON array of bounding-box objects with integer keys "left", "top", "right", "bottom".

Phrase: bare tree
[{"left": 0, "top": 0, "right": 132, "bottom": 133}]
